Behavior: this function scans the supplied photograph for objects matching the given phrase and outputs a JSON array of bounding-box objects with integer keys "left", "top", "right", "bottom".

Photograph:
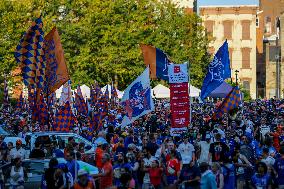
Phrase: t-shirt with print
[
  {"left": 166, "top": 158, "right": 180, "bottom": 176},
  {"left": 209, "top": 142, "right": 229, "bottom": 162},
  {"left": 273, "top": 158, "right": 284, "bottom": 185}
]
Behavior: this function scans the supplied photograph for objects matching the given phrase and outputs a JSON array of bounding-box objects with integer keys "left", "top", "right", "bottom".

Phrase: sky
[{"left": 197, "top": 0, "right": 259, "bottom": 7}]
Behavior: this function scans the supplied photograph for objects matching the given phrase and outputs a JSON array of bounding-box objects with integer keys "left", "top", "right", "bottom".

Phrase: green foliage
[{"left": 0, "top": 0, "right": 210, "bottom": 90}]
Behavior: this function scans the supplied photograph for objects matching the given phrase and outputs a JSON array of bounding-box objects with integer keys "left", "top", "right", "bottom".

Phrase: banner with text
[
  {"left": 170, "top": 83, "right": 190, "bottom": 135},
  {"left": 168, "top": 63, "right": 188, "bottom": 84}
]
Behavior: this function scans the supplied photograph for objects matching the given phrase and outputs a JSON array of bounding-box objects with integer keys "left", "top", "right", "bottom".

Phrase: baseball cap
[{"left": 16, "top": 139, "right": 22, "bottom": 145}]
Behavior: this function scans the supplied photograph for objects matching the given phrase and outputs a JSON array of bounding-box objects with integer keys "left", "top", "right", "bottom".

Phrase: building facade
[
  {"left": 200, "top": 5, "right": 258, "bottom": 99},
  {"left": 257, "top": 0, "right": 284, "bottom": 98}
]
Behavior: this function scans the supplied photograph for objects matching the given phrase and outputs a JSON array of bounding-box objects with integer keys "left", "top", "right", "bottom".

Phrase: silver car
[
  {"left": 27, "top": 132, "right": 96, "bottom": 154},
  {"left": 1, "top": 158, "right": 98, "bottom": 189}
]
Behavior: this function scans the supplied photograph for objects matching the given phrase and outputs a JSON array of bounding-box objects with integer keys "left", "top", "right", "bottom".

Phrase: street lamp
[{"left": 235, "top": 70, "right": 239, "bottom": 85}]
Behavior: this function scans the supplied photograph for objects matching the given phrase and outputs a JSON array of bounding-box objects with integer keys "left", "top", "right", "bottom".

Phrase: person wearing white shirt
[
  {"left": 198, "top": 134, "right": 212, "bottom": 164},
  {"left": 142, "top": 149, "right": 157, "bottom": 189},
  {"left": 10, "top": 140, "right": 27, "bottom": 161},
  {"left": 261, "top": 147, "right": 275, "bottom": 167},
  {"left": 177, "top": 134, "right": 195, "bottom": 166}
]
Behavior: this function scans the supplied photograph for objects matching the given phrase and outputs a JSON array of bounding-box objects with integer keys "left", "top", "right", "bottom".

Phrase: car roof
[
  {"left": 27, "top": 132, "right": 80, "bottom": 136},
  {"left": 0, "top": 126, "right": 15, "bottom": 136}
]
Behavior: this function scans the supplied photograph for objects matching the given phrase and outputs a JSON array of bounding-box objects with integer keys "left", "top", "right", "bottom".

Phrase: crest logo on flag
[
  {"left": 126, "top": 81, "right": 151, "bottom": 119},
  {"left": 121, "top": 67, "right": 154, "bottom": 126},
  {"left": 208, "top": 56, "right": 225, "bottom": 82}
]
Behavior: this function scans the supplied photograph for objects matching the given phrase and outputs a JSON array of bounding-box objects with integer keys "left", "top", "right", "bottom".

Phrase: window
[
  {"left": 242, "top": 20, "right": 251, "bottom": 40},
  {"left": 223, "top": 20, "right": 233, "bottom": 40},
  {"left": 243, "top": 81, "right": 250, "bottom": 91},
  {"left": 265, "top": 16, "right": 271, "bottom": 33},
  {"left": 204, "top": 20, "right": 214, "bottom": 34},
  {"left": 256, "top": 17, "right": 259, "bottom": 28},
  {"left": 241, "top": 48, "right": 251, "bottom": 69},
  {"left": 229, "top": 48, "right": 233, "bottom": 68}
]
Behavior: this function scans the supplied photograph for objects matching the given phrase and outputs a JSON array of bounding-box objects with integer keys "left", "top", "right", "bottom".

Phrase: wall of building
[
  {"left": 200, "top": 6, "right": 258, "bottom": 99},
  {"left": 256, "top": 10, "right": 265, "bottom": 98},
  {"left": 260, "top": 0, "right": 284, "bottom": 98},
  {"left": 260, "top": 0, "right": 284, "bottom": 37}
]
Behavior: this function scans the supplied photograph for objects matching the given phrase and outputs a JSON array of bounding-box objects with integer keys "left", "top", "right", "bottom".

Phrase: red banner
[{"left": 170, "top": 83, "right": 189, "bottom": 135}]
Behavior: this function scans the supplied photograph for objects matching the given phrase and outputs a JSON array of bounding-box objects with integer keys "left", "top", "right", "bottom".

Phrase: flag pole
[{"left": 188, "top": 62, "right": 192, "bottom": 128}]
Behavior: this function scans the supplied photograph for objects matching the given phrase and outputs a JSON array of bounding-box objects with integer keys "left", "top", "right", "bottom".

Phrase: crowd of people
[{"left": 1, "top": 98, "right": 284, "bottom": 189}]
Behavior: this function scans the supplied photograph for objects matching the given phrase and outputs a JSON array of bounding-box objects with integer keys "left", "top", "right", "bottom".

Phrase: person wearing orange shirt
[
  {"left": 95, "top": 143, "right": 104, "bottom": 170},
  {"left": 93, "top": 153, "right": 113, "bottom": 189}
]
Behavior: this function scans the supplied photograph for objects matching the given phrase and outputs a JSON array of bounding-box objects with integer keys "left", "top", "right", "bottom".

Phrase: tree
[{"left": 0, "top": 0, "right": 210, "bottom": 91}]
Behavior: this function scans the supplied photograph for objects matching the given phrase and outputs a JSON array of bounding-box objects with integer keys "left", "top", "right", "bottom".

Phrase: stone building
[
  {"left": 200, "top": 5, "right": 258, "bottom": 99},
  {"left": 257, "top": 0, "right": 284, "bottom": 98}
]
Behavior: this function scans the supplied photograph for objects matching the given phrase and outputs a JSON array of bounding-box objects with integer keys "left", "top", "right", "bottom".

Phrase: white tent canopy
[
  {"left": 152, "top": 84, "right": 170, "bottom": 98},
  {"left": 190, "top": 85, "right": 201, "bottom": 97},
  {"left": 78, "top": 84, "right": 90, "bottom": 99},
  {"left": 55, "top": 85, "right": 75, "bottom": 98},
  {"left": 151, "top": 84, "right": 201, "bottom": 98}
]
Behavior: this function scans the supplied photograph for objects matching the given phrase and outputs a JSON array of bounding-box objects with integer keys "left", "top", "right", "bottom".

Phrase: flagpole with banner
[
  {"left": 120, "top": 67, "right": 154, "bottom": 127},
  {"left": 188, "top": 62, "right": 192, "bottom": 128}
]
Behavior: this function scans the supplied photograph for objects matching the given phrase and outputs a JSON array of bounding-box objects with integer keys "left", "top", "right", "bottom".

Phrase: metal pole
[
  {"left": 276, "top": 17, "right": 281, "bottom": 98},
  {"left": 188, "top": 62, "right": 192, "bottom": 128},
  {"left": 235, "top": 70, "right": 239, "bottom": 85},
  {"left": 276, "top": 33, "right": 280, "bottom": 98}
]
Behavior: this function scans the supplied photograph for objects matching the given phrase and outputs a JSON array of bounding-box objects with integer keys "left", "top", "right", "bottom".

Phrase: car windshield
[{"left": 0, "top": 126, "right": 14, "bottom": 136}]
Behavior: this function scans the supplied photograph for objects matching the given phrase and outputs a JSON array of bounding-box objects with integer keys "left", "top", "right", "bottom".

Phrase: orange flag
[{"left": 44, "top": 27, "right": 69, "bottom": 94}]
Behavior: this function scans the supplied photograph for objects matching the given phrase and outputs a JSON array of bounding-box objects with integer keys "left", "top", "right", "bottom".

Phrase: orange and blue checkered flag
[
  {"left": 75, "top": 92, "right": 88, "bottom": 116},
  {"left": 15, "top": 92, "right": 23, "bottom": 111},
  {"left": 15, "top": 17, "right": 45, "bottom": 89},
  {"left": 90, "top": 82, "right": 101, "bottom": 107},
  {"left": 37, "top": 92, "right": 49, "bottom": 126},
  {"left": 53, "top": 101, "right": 75, "bottom": 132},
  {"left": 28, "top": 88, "right": 35, "bottom": 111},
  {"left": 213, "top": 86, "right": 241, "bottom": 120}
]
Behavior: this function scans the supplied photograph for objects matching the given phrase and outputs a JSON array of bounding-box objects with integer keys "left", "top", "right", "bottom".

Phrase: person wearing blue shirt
[
  {"left": 199, "top": 162, "right": 217, "bottom": 189},
  {"left": 251, "top": 162, "right": 272, "bottom": 189},
  {"left": 225, "top": 131, "right": 235, "bottom": 157},
  {"left": 65, "top": 151, "right": 80, "bottom": 181},
  {"left": 274, "top": 147, "right": 284, "bottom": 188},
  {"left": 124, "top": 129, "right": 134, "bottom": 148},
  {"left": 113, "top": 152, "right": 133, "bottom": 186},
  {"left": 222, "top": 157, "right": 235, "bottom": 189},
  {"left": 51, "top": 141, "right": 64, "bottom": 158}
]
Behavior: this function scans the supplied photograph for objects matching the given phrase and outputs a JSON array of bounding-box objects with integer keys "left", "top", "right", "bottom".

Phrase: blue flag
[
  {"left": 201, "top": 40, "right": 231, "bottom": 99},
  {"left": 121, "top": 67, "right": 154, "bottom": 127},
  {"left": 141, "top": 44, "right": 170, "bottom": 80}
]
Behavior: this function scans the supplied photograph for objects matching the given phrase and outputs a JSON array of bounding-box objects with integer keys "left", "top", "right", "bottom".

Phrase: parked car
[
  {"left": 0, "top": 126, "right": 16, "bottom": 137},
  {"left": 1, "top": 158, "right": 98, "bottom": 189},
  {"left": 26, "top": 132, "right": 95, "bottom": 154},
  {"left": 3, "top": 137, "right": 26, "bottom": 146}
]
